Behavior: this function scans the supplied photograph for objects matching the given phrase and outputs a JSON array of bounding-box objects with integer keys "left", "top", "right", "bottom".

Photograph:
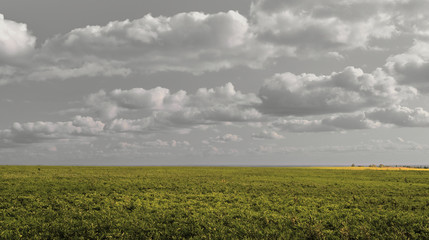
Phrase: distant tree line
[{"left": 350, "top": 164, "right": 429, "bottom": 169}]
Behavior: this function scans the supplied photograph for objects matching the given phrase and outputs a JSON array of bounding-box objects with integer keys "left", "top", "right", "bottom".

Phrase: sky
[{"left": 1, "top": 0, "right": 429, "bottom": 166}]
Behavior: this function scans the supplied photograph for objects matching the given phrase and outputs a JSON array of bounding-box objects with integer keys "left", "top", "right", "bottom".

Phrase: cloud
[
  {"left": 107, "top": 118, "right": 155, "bottom": 133},
  {"left": 0, "top": 11, "right": 273, "bottom": 85},
  {"left": 26, "top": 61, "right": 131, "bottom": 82},
  {"left": 258, "top": 66, "right": 416, "bottom": 116},
  {"left": 40, "top": 11, "right": 271, "bottom": 75},
  {"left": 269, "top": 105, "right": 429, "bottom": 132},
  {"left": 116, "top": 139, "right": 190, "bottom": 150},
  {"left": 250, "top": 0, "right": 397, "bottom": 56},
  {"left": 385, "top": 41, "right": 429, "bottom": 92},
  {"left": 88, "top": 83, "right": 262, "bottom": 129},
  {"left": 250, "top": 0, "right": 429, "bottom": 56},
  {"left": 251, "top": 130, "right": 284, "bottom": 140},
  {"left": 203, "top": 133, "right": 243, "bottom": 144},
  {"left": 2, "top": 82, "right": 428, "bottom": 150},
  {"left": 86, "top": 86, "right": 188, "bottom": 120},
  {"left": 390, "top": 0, "right": 429, "bottom": 38},
  {"left": 249, "top": 137, "right": 429, "bottom": 154},
  {"left": 0, "top": 116, "right": 104, "bottom": 148},
  {"left": 271, "top": 113, "right": 380, "bottom": 132},
  {"left": 2, "top": 1, "right": 429, "bottom": 85},
  {"left": 367, "top": 105, "right": 429, "bottom": 127},
  {"left": 0, "top": 14, "right": 36, "bottom": 62}
]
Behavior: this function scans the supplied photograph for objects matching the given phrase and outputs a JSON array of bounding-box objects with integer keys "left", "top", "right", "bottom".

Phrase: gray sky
[{"left": 1, "top": 0, "right": 429, "bottom": 166}]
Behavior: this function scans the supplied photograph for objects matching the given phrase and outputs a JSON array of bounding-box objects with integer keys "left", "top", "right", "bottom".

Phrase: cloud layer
[
  {"left": 2, "top": 0, "right": 429, "bottom": 165},
  {"left": 2, "top": 0, "right": 429, "bottom": 84}
]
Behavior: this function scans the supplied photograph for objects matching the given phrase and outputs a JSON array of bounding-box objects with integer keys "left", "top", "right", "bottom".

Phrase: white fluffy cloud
[
  {"left": 250, "top": 0, "right": 397, "bottom": 56},
  {"left": 40, "top": 11, "right": 271, "bottom": 74},
  {"left": 0, "top": 11, "right": 273, "bottom": 85},
  {"left": 252, "top": 130, "right": 284, "bottom": 140},
  {"left": 2, "top": 1, "right": 429, "bottom": 85},
  {"left": 86, "top": 86, "right": 188, "bottom": 120},
  {"left": 203, "top": 134, "right": 243, "bottom": 144},
  {"left": 88, "top": 83, "right": 262, "bottom": 128},
  {"left": 258, "top": 66, "right": 416, "bottom": 116},
  {"left": 86, "top": 80, "right": 429, "bottom": 135},
  {"left": 0, "top": 116, "right": 104, "bottom": 148},
  {"left": 250, "top": 0, "right": 429, "bottom": 56},
  {"left": 0, "top": 14, "right": 35, "bottom": 62}
]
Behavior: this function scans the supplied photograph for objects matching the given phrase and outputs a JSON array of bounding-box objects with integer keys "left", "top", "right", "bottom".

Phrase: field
[{"left": 1, "top": 166, "right": 428, "bottom": 239}]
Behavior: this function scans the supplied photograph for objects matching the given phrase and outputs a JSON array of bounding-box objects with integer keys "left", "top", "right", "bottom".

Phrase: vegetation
[{"left": 1, "top": 166, "right": 428, "bottom": 239}]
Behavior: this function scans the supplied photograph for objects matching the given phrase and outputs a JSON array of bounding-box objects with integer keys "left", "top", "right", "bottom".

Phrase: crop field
[{"left": 1, "top": 166, "right": 428, "bottom": 239}]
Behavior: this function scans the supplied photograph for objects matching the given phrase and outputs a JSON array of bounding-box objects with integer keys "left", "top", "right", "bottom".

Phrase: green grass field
[{"left": 1, "top": 166, "right": 428, "bottom": 239}]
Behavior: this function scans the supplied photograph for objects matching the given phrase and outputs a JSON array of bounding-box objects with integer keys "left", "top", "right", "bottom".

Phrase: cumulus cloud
[
  {"left": 0, "top": 116, "right": 104, "bottom": 148},
  {"left": 0, "top": 14, "right": 35, "bottom": 62},
  {"left": 0, "top": 11, "right": 274, "bottom": 85},
  {"left": 82, "top": 80, "right": 429, "bottom": 135},
  {"left": 40, "top": 11, "right": 271, "bottom": 75},
  {"left": 367, "top": 105, "right": 429, "bottom": 127},
  {"left": 86, "top": 86, "right": 188, "bottom": 120},
  {"left": 2, "top": 1, "right": 429, "bottom": 85},
  {"left": 251, "top": 130, "right": 284, "bottom": 140},
  {"left": 203, "top": 133, "right": 243, "bottom": 144},
  {"left": 258, "top": 66, "right": 416, "bottom": 116},
  {"left": 250, "top": 0, "right": 429, "bottom": 56},
  {"left": 88, "top": 83, "right": 262, "bottom": 130},
  {"left": 250, "top": 0, "right": 397, "bottom": 56},
  {"left": 385, "top": 41, "right": 429, "bottom": 92},
  {"left": 107, "top": 118, "right": 156, "bottom": 133}
]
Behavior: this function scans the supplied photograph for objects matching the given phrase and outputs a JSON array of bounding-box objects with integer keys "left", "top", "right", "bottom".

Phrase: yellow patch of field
[{"left": 316, "top": 167, "right": 429, "bottom": 171}]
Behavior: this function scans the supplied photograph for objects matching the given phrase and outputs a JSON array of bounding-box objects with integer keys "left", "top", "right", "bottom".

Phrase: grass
[{"left": 1, "top": 166, "right": 428, "bottom": 239}]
